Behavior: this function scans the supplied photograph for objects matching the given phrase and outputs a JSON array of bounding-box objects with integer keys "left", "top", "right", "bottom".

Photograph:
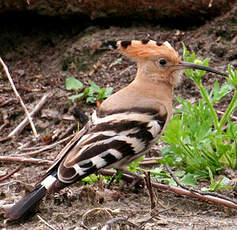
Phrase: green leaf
[
  {"left": 227, "top": 65, "right": 237, "bottom": 88},
  {"left": 149, "top": 167, "right": 164, "bottom": 176},
  {"left": 210, "top": 81, "right": 233, "bottom": 104},
  {"left": 68, "top": 93, "right": 84, "bottom": 100},
  {"left": 180, "top": 173, "right": 197, "bottom": 186},
  {"left": 86, "top": 96, "right": 96, "bottom": 104},
  {"left": 157, "top": 156, "right": 175, "bottom": 166},
  {"left": 81, "top": 174, "right": 99, "bottom": 184},
  {"left": 89, "top": 80, "right": 101, "bottom": 93},
  {"left": 104, "top": 87, "right": 113, "bottom": 98},
  {"left": 65, "top": 77, "right": 84, "bottom": 91},
  {"left": 97, "top": 88, "right": 106, "bottom": 101},
  {"left": 202, "top": 176, "right": 232, "bottom": 192},
  {"left": 114, "top": 170, "right": 123, "bottom": 184}
]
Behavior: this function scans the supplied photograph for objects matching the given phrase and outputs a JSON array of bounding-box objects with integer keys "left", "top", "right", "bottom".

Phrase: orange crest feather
[{"left": 117, "top": 40, "right": 179, "bottom": 62}]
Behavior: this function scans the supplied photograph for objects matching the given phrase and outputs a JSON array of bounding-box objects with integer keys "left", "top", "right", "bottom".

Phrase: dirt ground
[{"left": 0, "top": 5, "right": 237, "bottom": 230}]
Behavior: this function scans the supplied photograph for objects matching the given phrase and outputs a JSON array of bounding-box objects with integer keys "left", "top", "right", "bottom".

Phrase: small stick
[
  {"left": 99, "top": 169, "right": 237, "bottom": 210},
  {"left": 37, "top": 215, "right": 59, "bottom": 230},
  {"left": 0, "top": 57, "right": 38, "bottom": 138},
  {"left": 16, "top": 134, "right": 74, "bottom": 157},
  {"left": 0, "top": 123, "right": 7, "bottom": 132},
  {"left": 165, "top": 163, "right": 236, "bottom": 204},
  {"left": 0, "top": 110, "right": 9, "bottom": 132},
  {"left": 0, "top": 156, "right": 52, "bottom": 165},
  {"left": 144, "top": 171, "right": 156, "bottom": 209},
  {"left": 217, "top": 110, "right": 237, "bottom": 121},
  {"left": 139, "top": 204, "right": 178, "bottom": 227},
  {"left": 0, "top": 164, "right": 22, "bottom": 182},
  {"left": 0, "top": 179, "right": 32, "bottom": 188},
  {"left": 117, "top": 65, "right": 134, "bottom": 77},
  {"left": 0, "top": 98, "right": 17, "bottom": 107},
  {"left": 8, "top": 92, "right": 53, "bottom": 137},
  {"left": 0, "top": 136, "right": 13, "bottom": 143},
  {"left": 140, "top": 157, "right": 162, "bottom": 165},
  {"left": 165, "top": 163, "right": 186, "bottom": 189},
  {"left": 20, "top": 145, "right": 48, "bottom": 151}
]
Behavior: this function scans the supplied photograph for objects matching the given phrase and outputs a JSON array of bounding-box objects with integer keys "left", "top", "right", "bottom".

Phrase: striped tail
[{"left": 5, "top": 173, "right": 60, "bottom": 220}]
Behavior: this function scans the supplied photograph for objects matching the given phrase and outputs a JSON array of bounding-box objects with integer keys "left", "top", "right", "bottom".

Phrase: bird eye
[{"left": 158, "top": 58, "right": 167, "bottom": 66}]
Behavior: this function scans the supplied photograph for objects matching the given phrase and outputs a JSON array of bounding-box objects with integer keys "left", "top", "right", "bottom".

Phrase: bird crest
[{"left": 115, "top": 39, "right": 180, "bottom": 62}]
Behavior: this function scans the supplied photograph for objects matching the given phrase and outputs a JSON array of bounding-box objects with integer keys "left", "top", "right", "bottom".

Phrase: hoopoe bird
[{"left": 5, "top": 39, "right": 225, "bottom": 220}]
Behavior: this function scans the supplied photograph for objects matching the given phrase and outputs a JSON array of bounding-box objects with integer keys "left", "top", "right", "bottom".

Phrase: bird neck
[
  {"left": 134, "top": 67, "right": 174, "bottom": 107},
  {"left": 127, "top": 80, "right": 172, "bottom": 119}
]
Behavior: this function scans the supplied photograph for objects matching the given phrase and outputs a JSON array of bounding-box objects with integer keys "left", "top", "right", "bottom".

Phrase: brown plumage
[{"left": 5, "top": 39, "right": 225, "bottom": 220}]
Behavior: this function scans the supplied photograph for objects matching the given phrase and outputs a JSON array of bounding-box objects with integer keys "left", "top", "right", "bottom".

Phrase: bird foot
[
  {"left": 124, "top": 171, "right": 144, "bottom": 190},
  {"left": 106, "top": 169, "right": 144, "bottom": 189}
]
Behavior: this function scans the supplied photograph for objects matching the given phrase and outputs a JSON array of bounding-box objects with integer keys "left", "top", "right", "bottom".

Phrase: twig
[
  {"left": 0, "top": 57, "right": 38, "bottom": 138},
  {"left": 139, "top": 157, "right": 162, "bottom": 165},
  {"left": 0, "top": 110, "right": 9, "bottom": 132},
  {"left": 0, "top": 98, "right": 17, "bottom": 107},
  {"left": 99, "top": 169, "right": 237, "bottom": 210},
  {"left": 0, "top": 164, "right": 22, "bottom": 182},
  {"left": 139, "top": 204, "right": 178, "bottom": 227},
  {"left": 0, "top": 156, "right": 52, "bottom": 165},
  {"left": 117, "top": 65, "right": 134, "bottom": 77},
  {"left": 144, "top": 171, "right": 156, "bottom": 209},
  {"left": 8, "top": 92, "right": 53, "bottom": 137},
  {"left": 20, "top": 145, "right": 48, "bottom": 151},
  {"left": 165, "top": 163, "right": 186, "bottom": 189},
  {"left": 37, "top": 215, "right": 59, "bottom": 230},
  {"left": 217, "top": 110, "right": 237, "bottom": 121},
  {"left": 0, "top": 179, "right": 32, "bottom": 188},
  {"left": 165, "top": 163, "right": 237, "bottom": 205},
  {"left": 0, "top": 123, "right": 7, "bottom": 132},
  {"left": 0, "top": 136, "right": 13, "bottom": 143},
  {"left": 15, "top": 134, "right": 74, "bottom": 157}
]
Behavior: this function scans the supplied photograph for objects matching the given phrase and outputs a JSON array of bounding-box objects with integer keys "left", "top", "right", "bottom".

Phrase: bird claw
[{"left": 127, "top": 173, "right": 144, "bottom": 190}]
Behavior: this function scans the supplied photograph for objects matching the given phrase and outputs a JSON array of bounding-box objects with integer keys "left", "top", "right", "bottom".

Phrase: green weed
[
  {"left": 159, "top": 44, "right": 237, "bottom": 184},
  {"left": 65, "top": 77, "right": 113, "bottom": 104}
]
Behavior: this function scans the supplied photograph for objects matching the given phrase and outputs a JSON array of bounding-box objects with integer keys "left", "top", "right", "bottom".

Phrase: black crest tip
[
  {"left": 156, "top": 41, "right": 163, "bottom": 46},
  {"left": 141, "top": 39, "right": 149, "bottom": 44},
  {"left": 120, "top": 40, "right": 132, "bottom": 48}
]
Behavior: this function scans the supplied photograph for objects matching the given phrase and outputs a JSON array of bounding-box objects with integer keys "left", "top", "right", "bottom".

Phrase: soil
[{"left": 0, "top": 5, "right": 237, "bottom": 230}]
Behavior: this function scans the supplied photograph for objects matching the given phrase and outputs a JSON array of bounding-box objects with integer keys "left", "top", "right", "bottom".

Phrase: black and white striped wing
[{"left": 56, "top": 108, "right": 167, "bottom": 184}]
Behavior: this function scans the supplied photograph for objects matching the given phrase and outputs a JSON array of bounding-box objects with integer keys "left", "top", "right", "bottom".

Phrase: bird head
[{"left": 109, "top": 40, "right": 225, "bottom": 87}]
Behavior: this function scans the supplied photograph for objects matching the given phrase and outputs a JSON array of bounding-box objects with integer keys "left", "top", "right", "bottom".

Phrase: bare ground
[{"left": 0, "top": 5, "right": 237, "bottom": 230}]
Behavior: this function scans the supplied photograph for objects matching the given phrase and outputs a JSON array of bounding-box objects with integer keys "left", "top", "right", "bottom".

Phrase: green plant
[
  {"left": 201, "top": 167, "right": 232, "bottom": 192},
  {"left": 127, "top": 156, "right": 197, "bottom": 187},
  {"left": 65, "top": 77, "right": 113, "bottom": 104},
  {"left": 80, "top": 174, "right": 101, "bottom": 185},
  {"left": 80, "top": 173, "right": 112, "bottom": 185},
  {"left": 160, "top": 44, "right": 237, "bottom": 181}
]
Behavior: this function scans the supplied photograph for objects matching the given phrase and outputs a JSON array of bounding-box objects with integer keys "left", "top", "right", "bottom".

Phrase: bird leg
[
  {"left": 106, "top": 169, "right": 122, "bottom": 188},
  {"left": 106, "top": 169, "right": 144, "bottom": 189},
  {"left": 120, "top": 169, "right": 144, "bottom": 189}
]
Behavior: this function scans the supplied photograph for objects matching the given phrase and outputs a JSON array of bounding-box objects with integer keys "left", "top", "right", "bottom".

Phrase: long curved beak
[{"left": 179, "top": 61, "right": 225, "bottom": 76}]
